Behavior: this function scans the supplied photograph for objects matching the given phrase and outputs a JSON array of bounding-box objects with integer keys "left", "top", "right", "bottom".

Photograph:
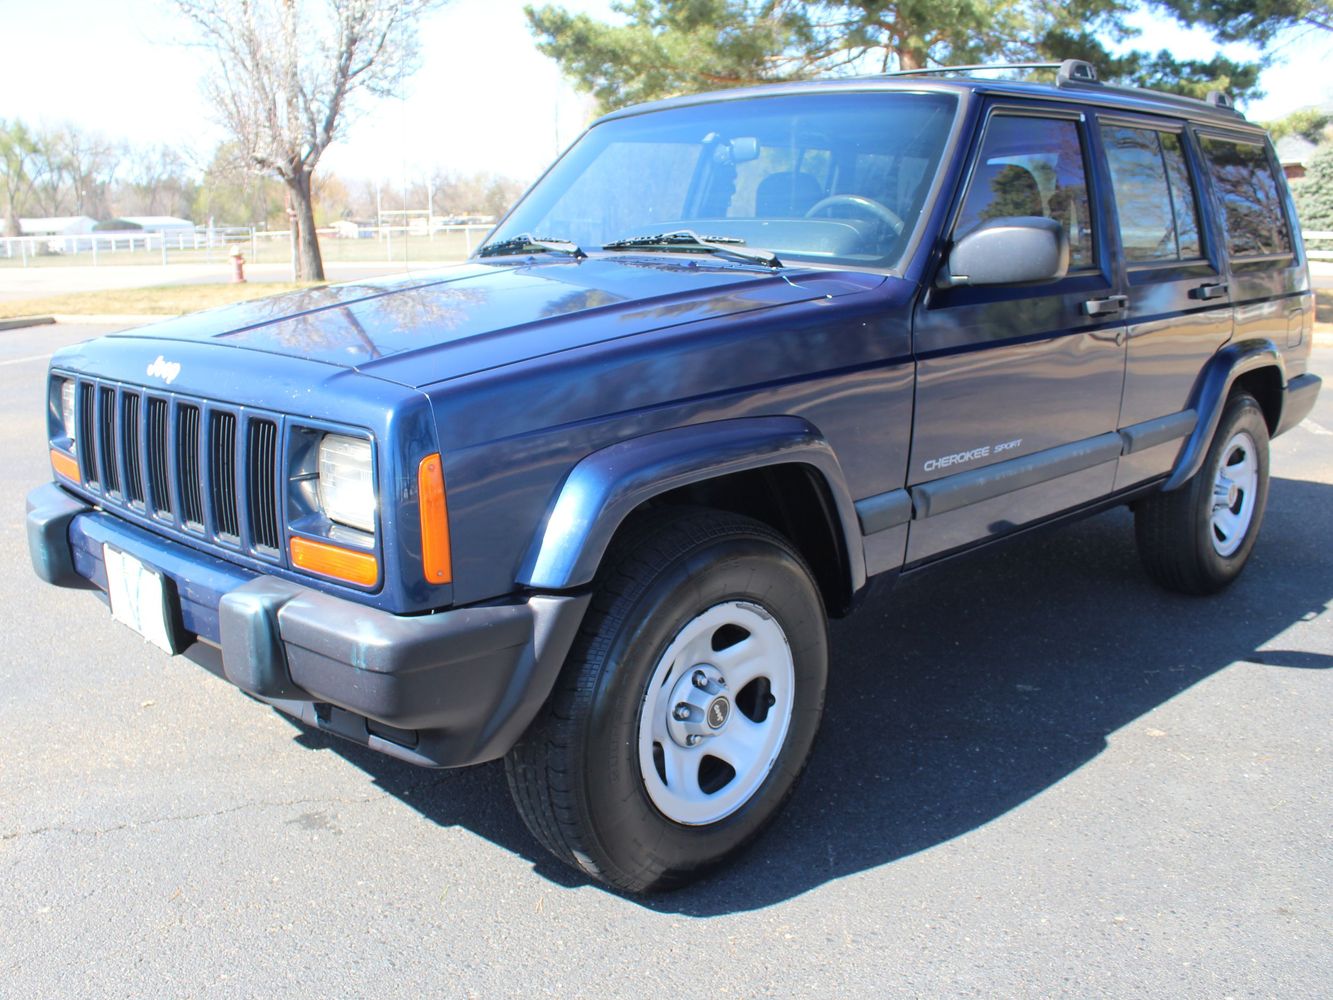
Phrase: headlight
[
  {"left": 317, "top": 434, "right": 376, "bottom": 533},
  {"left": 60, "top": 379, "right": 77, "bottom": 446}
]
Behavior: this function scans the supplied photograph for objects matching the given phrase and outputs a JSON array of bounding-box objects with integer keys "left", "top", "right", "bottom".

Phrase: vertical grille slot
[
  {"left": 177, "top": 404, "right": 203, "bottom": 529},
  {"left": 98, "top": 386, "right": 120, "bottom": 495},
  {"left": 146, "top": 397, "right": 172, "bottom": 516},
  {"left": 210, "top": 411, "right": 240, "bottom": 539},
  {"left": 121, "top": 393, "right": 144, "bottom": 504},
  {"left": 246, "top": 418, "right": 280, "bottom": 551},
  {"left": 78, "top": 382, "right": 98, "bottom": 485}
]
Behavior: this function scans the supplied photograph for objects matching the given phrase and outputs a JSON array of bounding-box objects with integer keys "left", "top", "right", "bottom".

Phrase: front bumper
[{"left": 27, "top": 483, "right": 588, "bottom": 767}]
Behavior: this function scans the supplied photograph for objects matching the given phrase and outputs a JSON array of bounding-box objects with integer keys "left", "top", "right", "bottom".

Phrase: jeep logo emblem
[
  {"left": 146, "top": 355, "right": 181, "bottom": 385},
  {"left": 707, "top": 697, "right": 730, "bottom": 729}
]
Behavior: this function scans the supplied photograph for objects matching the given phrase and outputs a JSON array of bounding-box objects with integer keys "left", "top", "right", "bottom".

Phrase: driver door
[{"left": 907, "top": 103, "right": 1128, "bottom": 563}]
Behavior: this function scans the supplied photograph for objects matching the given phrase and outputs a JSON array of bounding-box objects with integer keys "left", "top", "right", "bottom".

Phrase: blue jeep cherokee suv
[{"left": 28, "top": 61, "right": 1321, "bottom": 892}]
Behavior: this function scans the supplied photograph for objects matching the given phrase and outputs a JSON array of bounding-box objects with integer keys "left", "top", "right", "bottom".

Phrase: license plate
[{"left": 103, "top": 545, "right": 178, "bottom": 654}]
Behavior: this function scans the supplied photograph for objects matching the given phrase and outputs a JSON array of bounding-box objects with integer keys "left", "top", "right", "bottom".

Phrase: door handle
[
  {"left": 1192, "top": 281, "right": 1229, "bottom": 301},
  {"left": 1082, "top": 295, "right": 1128, "bottom": 316}
]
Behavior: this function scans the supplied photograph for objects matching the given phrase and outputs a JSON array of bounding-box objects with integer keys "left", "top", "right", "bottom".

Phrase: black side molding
[
  {"left": 911, "top": 433, "right": 1123, "bottom": 519},
  {"left": 855, "top": 489, "right": 913, "bottom": 535},
  {"left": 1119, "top": 410, "right": 1197, "bottom": 454}
]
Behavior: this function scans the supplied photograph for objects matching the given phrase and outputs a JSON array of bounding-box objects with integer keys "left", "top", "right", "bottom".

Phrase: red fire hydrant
[{"left": 230, "top": 249, "right": 247, "bottom": 284}]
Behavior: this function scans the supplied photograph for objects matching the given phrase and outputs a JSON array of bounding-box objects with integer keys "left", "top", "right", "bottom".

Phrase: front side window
[
  {"left": 1200, "top": 136, "right": 1292, "bottom": 258},
  {"left": 1101, "top": 125, "right": 1203, "bottom": 263},
  {"left": 486, "top": 92, "right": 958, "bottom": 269},
  {"left": 955, "top": 114, "right": 1096, "bottom": 270}
]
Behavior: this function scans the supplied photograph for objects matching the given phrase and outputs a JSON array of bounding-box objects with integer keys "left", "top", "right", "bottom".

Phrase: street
[{"left": 2, "top": 324, "right": 1329, "bottom": 998}]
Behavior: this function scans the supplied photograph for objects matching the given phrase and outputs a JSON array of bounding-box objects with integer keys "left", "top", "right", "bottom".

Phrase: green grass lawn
[{"left": 0, "top": 282, "right": 317, "bottom": 319}]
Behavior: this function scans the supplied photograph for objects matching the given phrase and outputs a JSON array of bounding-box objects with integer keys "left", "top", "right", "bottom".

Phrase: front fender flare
[
  {"left": 1164, "top": 338, "right": 1285, "bottom": 491},
  {"left": 518, "top": 416, "right": 866, "bottom": 593}
]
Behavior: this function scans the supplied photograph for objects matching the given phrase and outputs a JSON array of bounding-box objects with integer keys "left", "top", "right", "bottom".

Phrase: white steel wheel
[
  {"left": 505, "top": 508, "right": 827, "bottom": 893},
  {"left": 1209, "top": 430, "right": 1259, "bottom": 558},
  {"left": 637, "top": 600, "right": 795, "bottom": 826}
]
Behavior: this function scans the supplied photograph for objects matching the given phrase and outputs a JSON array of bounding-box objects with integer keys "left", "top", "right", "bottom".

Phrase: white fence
[
  {"left": 0, "top": 223, "right": 494, "bottom": 268},
  {"left": 1305, "top": 230, "right": 1333, "bottom": 261}
]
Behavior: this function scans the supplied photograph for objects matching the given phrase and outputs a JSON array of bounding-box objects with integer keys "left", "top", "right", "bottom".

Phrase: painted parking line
[{"left": 0, "top": 352, "right": 53, "bottom": 367}]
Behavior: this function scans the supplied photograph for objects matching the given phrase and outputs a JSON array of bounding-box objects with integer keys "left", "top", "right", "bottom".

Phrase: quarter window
[
  {"left": 956, "top": 115, "right": 1096, "bottom": 270},
  {"left": 1101, "top": 126, "right": 1203, "bottom": 263},
  {"left": 1200, "top": 137, "right": 1292, "bottom": 257}
]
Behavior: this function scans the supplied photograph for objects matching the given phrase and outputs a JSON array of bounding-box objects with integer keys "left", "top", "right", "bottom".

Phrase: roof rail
[
  {"left": 883, "top": 59, "right": 1100, "bottom": 86},
  {"left": 1206, "top": 90, "right": 1234, "bottom": 109},
  {"left": 884, "top": 61, "right": 1063, "bottom": 78}
]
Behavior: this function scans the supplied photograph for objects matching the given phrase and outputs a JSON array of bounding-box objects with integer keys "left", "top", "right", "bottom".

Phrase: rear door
[
  {"left": 1096, "top": 116, "right": 1234, "bottom": 489},
  {"left": 1194, "top": 130, "right": 1306, "bottom": 372},
  {"left": 907, "top": 101, "right": 1126, "bottom": 563}
]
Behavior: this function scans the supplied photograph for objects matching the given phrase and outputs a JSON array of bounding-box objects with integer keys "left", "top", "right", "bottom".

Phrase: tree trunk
[
  {"left": 3, "top": 202, "right": 19, "bottom": 239},
  {"left": 287, "top": 168, "right": 325, "bottom": 282},
  {"left": 896, "top": 46, "right": 925, "bottom": 71}
]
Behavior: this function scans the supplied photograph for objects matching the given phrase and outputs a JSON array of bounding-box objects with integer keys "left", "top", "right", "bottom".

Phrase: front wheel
[
  {"left": 505, "top": 509, "right": 828, "bottom": 893},
  {"left": 1135, "top": 392, "right": 1270, "bottom": 594}
]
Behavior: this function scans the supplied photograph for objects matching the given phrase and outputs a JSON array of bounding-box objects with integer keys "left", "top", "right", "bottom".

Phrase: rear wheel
[
  {"left": 1135, "top": 392, "right": 1270, "bottom": 595},
  {"left": 505, "top": 509, "right": 828, "bottom": 893}
]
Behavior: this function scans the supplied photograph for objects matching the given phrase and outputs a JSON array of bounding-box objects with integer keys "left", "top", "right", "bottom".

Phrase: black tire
[
  {"left": 505, "top": 508, "right": 828, "bottom": 893},
  {"left": 1135, "top": 392, "right": 1270, "bottom": 595}
]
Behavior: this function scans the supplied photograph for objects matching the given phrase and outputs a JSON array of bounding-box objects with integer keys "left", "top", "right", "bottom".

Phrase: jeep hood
[{"left": 108, "top": 257, "right": 885, "bottom": 389}]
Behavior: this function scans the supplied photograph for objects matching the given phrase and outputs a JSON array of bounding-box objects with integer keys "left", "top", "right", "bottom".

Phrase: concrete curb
[{"left": 0, "top": 316, "right": 56, "bottom": 331}]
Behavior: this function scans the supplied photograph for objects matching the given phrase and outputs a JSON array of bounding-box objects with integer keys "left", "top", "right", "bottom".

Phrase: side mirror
[{"left": 942, "top": 216, "right": 1069, "bottom": 288}]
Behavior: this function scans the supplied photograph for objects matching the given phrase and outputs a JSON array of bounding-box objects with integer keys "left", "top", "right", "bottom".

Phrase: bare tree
[
  {"left": 118, "top": 144, "right": 197, "bottom": 218},
  {"left": 173, "top": 0, "right": 448, "bottom": 280},
  {"left": 59, "top": 127, "right": 122, "bottom": 218},
  {"left": 0, "top": 119, "right": 44, "bottom": 236}
]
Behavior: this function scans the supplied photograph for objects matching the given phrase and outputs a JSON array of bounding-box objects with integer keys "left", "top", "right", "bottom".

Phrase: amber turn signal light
[
  {"left": 290, "top": 535, "right": 378, "bottom": 587},
  {"left": 50, "top": 448, "right": 79, "bottom": 482},
  {"left": 418, "top": 453, "right": 452, "bottom": 585}
]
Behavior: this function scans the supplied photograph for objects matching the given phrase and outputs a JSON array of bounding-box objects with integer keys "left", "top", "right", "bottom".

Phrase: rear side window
[
  {"left": 956, "top": 114, "right": 1095, "bottom": 270},
  {"left": 1101, "top": 126, "right": 1202, "bottom": 262},
  {"left": 1200, "top": 137, "right": 1292, "bottom": 258}
]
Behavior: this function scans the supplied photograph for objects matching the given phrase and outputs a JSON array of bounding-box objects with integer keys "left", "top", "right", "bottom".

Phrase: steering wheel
[{"left": 804, "top": 194, "right": 905, "bottom": 234}]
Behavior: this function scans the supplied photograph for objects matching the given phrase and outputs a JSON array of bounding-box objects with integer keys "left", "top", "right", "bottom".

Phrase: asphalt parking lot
[{"left": 2, "top": 323, "right": 1330, "bottom": 998}]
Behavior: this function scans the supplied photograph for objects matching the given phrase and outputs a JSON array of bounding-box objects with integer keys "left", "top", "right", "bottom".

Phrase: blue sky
[{"left": 2, "top": 0, "right": 1328, "bottom": 186}]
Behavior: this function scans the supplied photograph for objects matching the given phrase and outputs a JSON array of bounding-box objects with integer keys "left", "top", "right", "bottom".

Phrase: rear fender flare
[{"left": 1164, "top": 339, "right": 1285, "bottom": 491}]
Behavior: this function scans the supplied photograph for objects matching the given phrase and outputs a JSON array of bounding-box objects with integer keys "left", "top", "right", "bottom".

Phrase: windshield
[{"left": 485, "top": 91, "right": 958, "bottom": 269}]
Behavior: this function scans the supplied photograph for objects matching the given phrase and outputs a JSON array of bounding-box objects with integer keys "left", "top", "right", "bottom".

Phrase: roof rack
[{"left": 885, "top": 59, "right": 1100, "bottom": 87}]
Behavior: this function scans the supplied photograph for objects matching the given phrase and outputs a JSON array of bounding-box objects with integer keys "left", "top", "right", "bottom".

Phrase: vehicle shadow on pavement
[{"left": 288, "top": 475, "right": 1333, "bottom": 913}]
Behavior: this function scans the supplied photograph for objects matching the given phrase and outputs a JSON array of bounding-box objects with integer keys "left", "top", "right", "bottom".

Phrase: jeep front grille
[{"left": 67, "top": 377, "right": 285, "bottom": 562}]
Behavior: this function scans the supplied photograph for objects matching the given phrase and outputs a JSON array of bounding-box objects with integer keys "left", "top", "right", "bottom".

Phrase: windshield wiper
[
  {"left": 603, "top": 230, "right": 782, "bottom": 268},
  {"left": 478, "top": 234, "right": 587, "bottom": 259}
]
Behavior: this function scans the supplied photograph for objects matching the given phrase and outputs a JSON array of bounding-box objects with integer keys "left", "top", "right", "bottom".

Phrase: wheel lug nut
[
  {"left": 692, "top": 670, "right": 709, "bottom": 689},
  {"left": 686, "top": 735, "right": 701, "bottom": 747},
  {"left": 673, "top": 704, "right": 691, "bottom": 721}
]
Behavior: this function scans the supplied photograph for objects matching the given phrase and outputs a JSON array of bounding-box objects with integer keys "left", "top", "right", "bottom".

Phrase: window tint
[
  {"left": 1160, "top": 134, "right": 1201, "bottom": 257},
  {"left": 1201, "top": 137, "right": 1292, "bottom": 257},
  {"left": 1101, "top": 126, "right": 1203, "bottom": 263},
  {"left": 956, "top": 115, "right": 1095, "bottom": 270}
]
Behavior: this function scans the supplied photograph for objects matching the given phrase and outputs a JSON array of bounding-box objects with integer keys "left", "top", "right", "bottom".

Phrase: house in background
[
  {"left": 19, "top": 216, "right": 97, "bottom": 237},
  {"left": 1276, "top": 135, "right": 1318, "bottom": 180},
  {"left": 331, "top": 219, "right": 376, "bottom": 238},
  {"left": 115, "top": 216, "right": 196, "bottom": 235}
]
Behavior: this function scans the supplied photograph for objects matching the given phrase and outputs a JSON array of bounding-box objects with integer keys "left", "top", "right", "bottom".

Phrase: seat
[{"left": 754, "top": 171, "right": 826, "bottom": 217}]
